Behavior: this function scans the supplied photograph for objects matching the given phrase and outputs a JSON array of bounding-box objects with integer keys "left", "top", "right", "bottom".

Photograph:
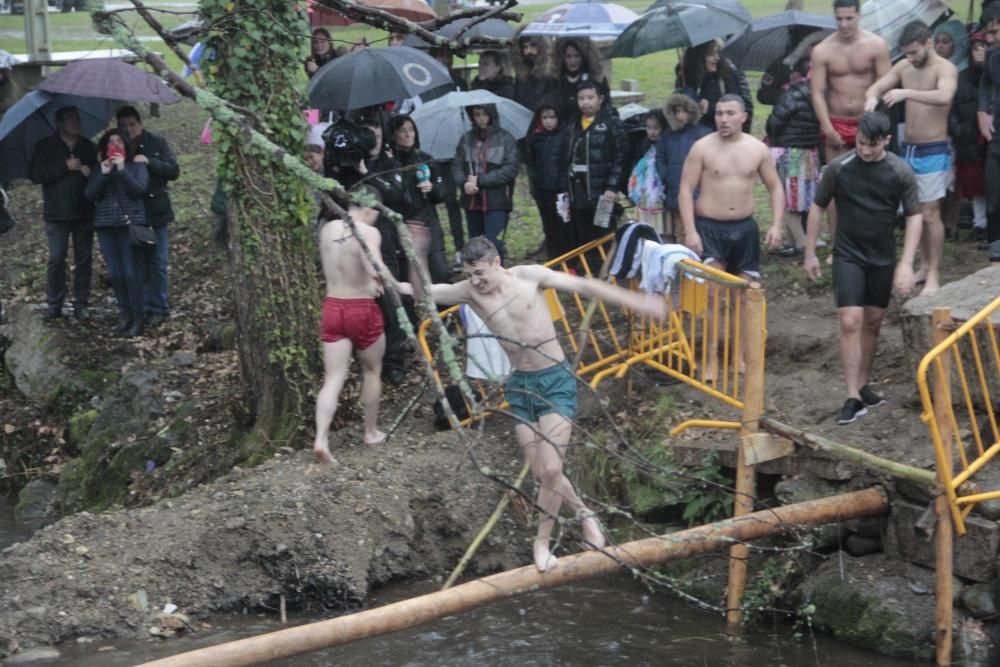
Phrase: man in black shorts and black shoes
[
  {"left": 680, "top": 93, "right": 784, "bottom": 378},
  {"left": 803, "top": 111, "right": 922, "bottom": 425}
]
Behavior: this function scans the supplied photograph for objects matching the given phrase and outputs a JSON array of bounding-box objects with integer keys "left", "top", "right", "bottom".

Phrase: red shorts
[
  {"left": 955, "top": 161, "right": 985, "bottom": 198},
  {"left": 829, "top": 116, "right": 859, "bottom": 149},
  {"left": 320, "top": 297, "right": 384, "bottom": 350}
]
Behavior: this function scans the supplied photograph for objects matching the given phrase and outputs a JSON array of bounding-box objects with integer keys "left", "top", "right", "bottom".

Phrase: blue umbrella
[
  {"left": 521, "top": 1, "right": 640, "bottom": 39},
  {"left": 0, "top": 90, "right": 121, "bottom": 182}
]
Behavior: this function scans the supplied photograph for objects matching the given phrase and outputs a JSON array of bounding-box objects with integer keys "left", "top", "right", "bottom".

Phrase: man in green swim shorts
[{"left": 430, "top": 237, "right": 668, "bottom": 572}]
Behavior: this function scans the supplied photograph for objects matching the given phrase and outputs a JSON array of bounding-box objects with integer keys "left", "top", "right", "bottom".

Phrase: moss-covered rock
[
  {"left": 795, "top": 553, "right": 936, "bottom": 661},
  {"left": 67, "top": 409, "right": 98, "bottom": 448}
]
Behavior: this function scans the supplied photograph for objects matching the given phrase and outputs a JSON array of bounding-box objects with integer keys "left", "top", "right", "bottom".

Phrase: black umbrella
[
  {"left": 722, "top": 11, "right": 834, "bottom": 72},
  {"left": 306, "top": 47, "right": 454, "bottom": 112}
]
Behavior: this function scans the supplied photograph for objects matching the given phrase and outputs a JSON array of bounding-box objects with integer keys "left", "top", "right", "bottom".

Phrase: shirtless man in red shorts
[
  {"left": 811, "top": 0, "right": 891, "bottom": 246},
  {"left": 314, "top": 189, "right": 411, "bottom": 464}
]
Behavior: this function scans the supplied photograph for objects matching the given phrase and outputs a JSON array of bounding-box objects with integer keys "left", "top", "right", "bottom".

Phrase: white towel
[
  {"left": 460, "top": 304, "right": 511, "bottom": 381},
  {"left": 638, "top": 242, "right": 701, "bottom": 294}
]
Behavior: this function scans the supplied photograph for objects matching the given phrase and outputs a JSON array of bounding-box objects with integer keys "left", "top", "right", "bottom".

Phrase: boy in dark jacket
[
  {"left": 526, "top": 103, "right": 571, "bottom": 260},
  {"left": 452, "top": 104, "right": 519, "bottom": 261},
  {"left": 561, "top": 81, "right": 628, "bottom": 271},
  {"left": 655, "top": 93, "right": 711, "bottom": 243}
]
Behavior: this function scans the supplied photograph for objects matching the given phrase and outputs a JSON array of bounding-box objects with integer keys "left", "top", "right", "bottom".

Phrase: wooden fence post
[
  {"left": 932, "top": 307, "right": 955, "bottom": 666},
  {"left": 726, "top": 284, "right": 765, "bottom": 631}
]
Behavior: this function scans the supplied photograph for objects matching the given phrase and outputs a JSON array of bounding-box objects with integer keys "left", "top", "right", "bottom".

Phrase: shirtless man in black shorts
[
  {"left": 803, "top": 112, "right": 922, "bottom": 425},
  {"left": 679, "top": 94, "right": 784, "bottom": 377}
]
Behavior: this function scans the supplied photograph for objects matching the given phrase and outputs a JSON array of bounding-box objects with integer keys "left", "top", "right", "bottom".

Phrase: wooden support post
[
  {"left": 137, "top": 488, "right": 888, "bottom": 667},
  {"left": 932, "top": 308, "right": 955, "bottom": 667},
  {"left": 726, "top": 285, "right": 765, "bottom": 631}
]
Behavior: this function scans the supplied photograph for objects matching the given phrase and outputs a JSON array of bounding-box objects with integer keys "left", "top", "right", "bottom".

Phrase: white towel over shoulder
[{"left": 460, "top": 304, "right": 512, "bottom": 381}]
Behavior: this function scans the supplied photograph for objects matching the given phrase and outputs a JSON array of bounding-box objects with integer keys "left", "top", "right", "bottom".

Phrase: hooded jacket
[
  {"left": 765, "top": 79, "right": 821, "bottom": 149},
  {"left": 392, "top": 124, "right": 447, "bottom": 226},
  {"left": 510, "top": 30, "right": 558, "bottom": 110},
  {"left": 655, "top": 93, "right": 711, "bottom": 211},
  {"left": 526, "top": 104, "right": 568, "bottom": 193},
  {"left": 563, "top": 104, "right": 628, "bottom": 208},
  {"left": 471, "top": 73, "right": 516, "bottom": 100},
  {"left": 951, "top": 61, "right": 985, "bottom": 164},
  {"left": 452, "top": 105, "right": 519, "bottom": 212},
  {"left": 131, "top": 130, "right": 180, "bottom": 227},
  {"left": 28, "top": 133, "right": 98, "bottom": 223}
]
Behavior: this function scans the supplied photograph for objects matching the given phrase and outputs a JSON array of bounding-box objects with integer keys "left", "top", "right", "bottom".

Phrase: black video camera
[{"left": 322, "top": 119, "right": 376, "bottom": 174}]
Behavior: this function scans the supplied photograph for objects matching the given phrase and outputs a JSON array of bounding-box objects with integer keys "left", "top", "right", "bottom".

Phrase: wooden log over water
[{"left": 138, "top": 487, "right": 889, "bottom": 667}]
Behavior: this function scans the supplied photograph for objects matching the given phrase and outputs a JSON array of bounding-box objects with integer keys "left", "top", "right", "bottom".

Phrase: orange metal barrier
[
  {"left": 417, "top": 234, "right": 764, "bottom": 431},
  {"left": 917, "top": 297, "right": 1000, "bottom": 535}
]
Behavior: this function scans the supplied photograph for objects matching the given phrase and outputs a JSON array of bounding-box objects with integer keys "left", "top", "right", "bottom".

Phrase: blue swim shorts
[{"left": 504, "top": 362, "right": 577, "bottom": 423}]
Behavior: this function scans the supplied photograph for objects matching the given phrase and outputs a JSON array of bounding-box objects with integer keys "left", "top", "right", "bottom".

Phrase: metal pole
[
  {"left": 24, "top": 0, "right": 52, "bottom": 60},
  {"left": 726, "top": 284, "right": 765, "bottom": 630}
]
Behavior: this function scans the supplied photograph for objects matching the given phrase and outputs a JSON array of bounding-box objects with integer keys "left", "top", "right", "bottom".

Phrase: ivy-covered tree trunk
[{"left": 201, "top": 0, "right": 318, "bottom": 448}]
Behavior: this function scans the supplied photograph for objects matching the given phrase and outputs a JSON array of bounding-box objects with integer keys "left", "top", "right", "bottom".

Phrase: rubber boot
[
  {"left": 110, "top": 311, "right": 132, "bottom": 336},
  {"left": 124, "top": 310, "right": 144, "bottom": 338}
]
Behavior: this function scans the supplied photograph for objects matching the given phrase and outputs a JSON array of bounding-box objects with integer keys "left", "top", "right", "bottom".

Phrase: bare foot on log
[
  {"left": 579, "top": 510, "right": 606, "bottom": 550},
  {"left": 919, "top": 276, "right": 939, "bottom": 297},
  {"left": 533, "top": 538, "right": 558, "bottom": 572}
]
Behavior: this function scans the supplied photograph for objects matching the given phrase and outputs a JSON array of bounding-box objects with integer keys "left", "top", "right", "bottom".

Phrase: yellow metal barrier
[
  {"left": 917, "top": 296, "right": 1000, "bottom": 535},
  {"left": 417, "top": 234, "right": 764, "bottom": 431}
]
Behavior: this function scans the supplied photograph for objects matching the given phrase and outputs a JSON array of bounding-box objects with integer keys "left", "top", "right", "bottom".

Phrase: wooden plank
[{"left": 742, "top": 432, "right": 795, "bottom": 466}]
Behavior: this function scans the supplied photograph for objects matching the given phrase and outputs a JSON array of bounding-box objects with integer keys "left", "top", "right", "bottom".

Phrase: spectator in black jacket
[
  {"left": 765, "top": 57, "right": 823, "bottom": 255},
  {"left": 978, "top": 2, "right": 1000, "bottom": 261},
  {"left": 526, "top": 102, "right": 571, "bottom": 259},
  {"left": 117, "top": 105, "right": 179, "bottom": 328},
  {"left": 390, "top": 115, "right": 451, "bottom": 297},
  {"left": 554, "top": 39, "right": 610, "bottom": 124},
  {"left": 950, "top": 31, "right": 988, "bottom": 240},
  {"left": 561, "top": 81, "right": 627, "bottom": 268},
  {"left": 28, "top": 106, "right": 98, "bottom": 321},
  {"left": 86, "top": 128, "right": 150, "bottom": 338},
  {"left": 471, "top": 51, "right": 515, "bottom": 100},
  {"left": 452, "top": 104, "right": 520, "bottom": 262},
  {"left": 677, "top": 39, "right": 754, "bottom": 133},
  {"left": 305, "top": 28, "right": 337, "bottom": 78},
  {"left": 511, "top": 30, "right": 557, "bottom": 111}
]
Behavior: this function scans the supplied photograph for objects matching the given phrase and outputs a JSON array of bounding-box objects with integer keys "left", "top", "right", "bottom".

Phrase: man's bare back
[{"left": 318, "top": 218, "right": 383, "bottom": 299}]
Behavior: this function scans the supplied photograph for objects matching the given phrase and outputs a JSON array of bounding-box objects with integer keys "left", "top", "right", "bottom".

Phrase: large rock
[
  {"left": 884, "top": 499, "right": 998, "bottom": 582},
  {"left": 2, "top": 303, "right": 74, "bottom": 404},
  {"left": 900, "top": 265, "right": 1000, "bottom": 406},
  {"left": 795, "top": 553, "right": 937, "bottom": 661},
  {"left": 13, "top": 480, "right": 59, "bottom": 530}
]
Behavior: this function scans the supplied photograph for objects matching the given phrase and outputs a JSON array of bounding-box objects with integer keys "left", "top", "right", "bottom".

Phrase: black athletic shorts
[
  {"left": 695, "top": 215, "right": 761, "bottom": 278},
  {"left": 832, "top": 259, "right": 895, "bottom": 309}
]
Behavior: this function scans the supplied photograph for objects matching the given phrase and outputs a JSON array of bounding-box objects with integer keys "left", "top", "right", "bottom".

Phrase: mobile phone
[{"left": 107, "top": 145, "right": 126, "bottom": 161}]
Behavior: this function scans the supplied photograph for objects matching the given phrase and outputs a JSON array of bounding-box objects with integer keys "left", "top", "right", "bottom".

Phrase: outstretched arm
[
  {"left": 429, "top": 281, "right": 471, "bottom": 306},
  {"left": 525, "top": 265, "right": 667, "bottom": 320}
]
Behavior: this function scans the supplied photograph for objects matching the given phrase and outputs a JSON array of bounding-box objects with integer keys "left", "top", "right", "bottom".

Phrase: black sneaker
[
  {"left": 42, "top": 307, "right": 62, "bottom": 321},
  {"left": 859, "top": 385, "right": 886, "bottom": 408},
  {"left": 73, "top": 306, "right": 90, "bottom": 322},
  {"left": 836, "top": 398, "right": 868, "bottom": 425}
]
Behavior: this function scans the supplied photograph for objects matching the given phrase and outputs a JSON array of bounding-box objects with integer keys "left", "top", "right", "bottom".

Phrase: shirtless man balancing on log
[
  {"left": 679, "top": 94, "right": 784, "bottom": 378},
  {"left": 313, "top": 189, "right": 411, "bottom": 464},
  {"left": 865, "top": 20, "right": 957, "bottom": 295},
  {"left": 430, "top": 237, "right": 668, "bottom": 572}
]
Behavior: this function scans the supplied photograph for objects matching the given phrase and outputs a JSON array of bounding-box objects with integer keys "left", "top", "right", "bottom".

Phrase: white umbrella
[
  {"left": 409, "top": 90, "right": 533, "bottom": 161},
  {"left": 861, "top": 0, "right": 950, "bottom": 60},
  {"left": 521, "top": 0, "right": 640, "bottom": 39}
]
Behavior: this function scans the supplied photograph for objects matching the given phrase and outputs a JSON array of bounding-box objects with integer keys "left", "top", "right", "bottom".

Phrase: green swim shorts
[{"left": 504, "top": 362, "right": 578, "bottom": 423}]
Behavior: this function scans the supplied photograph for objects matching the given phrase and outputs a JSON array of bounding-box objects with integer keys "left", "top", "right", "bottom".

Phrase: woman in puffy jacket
[
  {"left": 561, "top": 80, "right": 627, "bottom": 269},
  {"left": 764, "top": 56, "right": 822, "bottom": 255},
  {"left": 389, "top": 115, "right": 451, "bottom": 297},
  {"left": 86, "top": 128, "right": 150, "bottom": 337},
  {"left": 655, "top": 93, "right": 711, "bottom": 242}
]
